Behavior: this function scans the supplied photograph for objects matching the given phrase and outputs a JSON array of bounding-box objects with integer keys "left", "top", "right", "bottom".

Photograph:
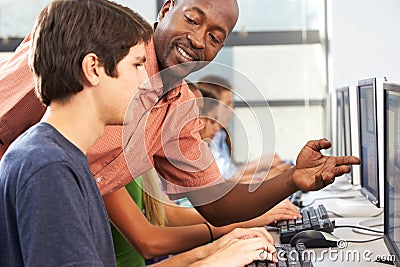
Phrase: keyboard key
[
  {"left": 277, "top": 221, "right": 288, "bottom": 227},
  {"left": 317, "top": 204, "right": 329, "bottom": 219}
]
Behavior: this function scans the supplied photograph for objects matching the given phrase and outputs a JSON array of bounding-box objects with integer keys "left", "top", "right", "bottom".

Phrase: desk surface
[{"left": 277, "top": 179, "right": 393, "bottom": 266}]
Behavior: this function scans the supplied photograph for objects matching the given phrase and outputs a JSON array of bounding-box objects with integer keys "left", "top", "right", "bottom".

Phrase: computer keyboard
[
  {"left": 246, "top": 243, "right": 313, "bottom": 267},
  {"left": 277, "top": 204, "right": 335, "bottom": 244},
  {"left": 288, "top": 190, "right": 303, "bottom": 207}
]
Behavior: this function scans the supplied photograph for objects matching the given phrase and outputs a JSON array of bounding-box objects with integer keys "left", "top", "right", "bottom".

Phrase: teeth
[{"left": 177, "top": 46, "right": 194, "bottom": 61}]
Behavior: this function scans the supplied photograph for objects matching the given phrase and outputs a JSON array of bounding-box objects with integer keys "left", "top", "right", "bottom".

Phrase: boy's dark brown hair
[{"left": 30, "top": 0, "right": 153, "bottom": 106}]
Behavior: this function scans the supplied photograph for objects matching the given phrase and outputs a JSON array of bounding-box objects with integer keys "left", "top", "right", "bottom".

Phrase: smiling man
[{"left": 153, "top": 0, "right": 237, "bottom": 78}]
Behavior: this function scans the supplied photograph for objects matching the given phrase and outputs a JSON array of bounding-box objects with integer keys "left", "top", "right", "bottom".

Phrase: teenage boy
[{"left": 0, "top": 0, "right": 152, "bottom": 265}]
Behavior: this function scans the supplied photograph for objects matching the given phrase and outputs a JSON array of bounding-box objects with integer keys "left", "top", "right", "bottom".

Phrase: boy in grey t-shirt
[{"left": 0, "top": 0, "right": 152, "bottom": 265}]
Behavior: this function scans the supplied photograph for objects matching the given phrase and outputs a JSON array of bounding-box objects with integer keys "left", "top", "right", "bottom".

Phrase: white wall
[
  {"left": 0, "top": 1, "right": 157, "bottom": 61},
  {"left": 330, "top": 0, "right": 400, "bottom": 89},
  {"left": 0, "top": 0, "right": 157, "bottom": 39},
  {"left": 115, "top": 0, "right": 157, "bottom": 23}
]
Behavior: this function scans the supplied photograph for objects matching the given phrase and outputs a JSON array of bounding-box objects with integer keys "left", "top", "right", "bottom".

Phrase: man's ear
[
  {"left": 81, "top": 53, "right": 101, "bottom": 87},
  {"left": 158, "top": 0, "right": 174, "bottom": 21}
]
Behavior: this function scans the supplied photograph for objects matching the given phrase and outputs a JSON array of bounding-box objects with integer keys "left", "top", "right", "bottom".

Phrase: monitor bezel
[
  {"left": 383, "top": 82, "right": 400, "bottom": 267},
  {"left": 357, "top": 77, "right": 386, "bottom": 208}
]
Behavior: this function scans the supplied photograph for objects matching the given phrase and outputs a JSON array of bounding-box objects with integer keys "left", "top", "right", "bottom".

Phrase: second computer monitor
[
  {"left": 343, "top": 88, "right": 352, "bottom": 158},
  {"left": 336, "top": 86, "right": 354, "bottom": 183},
  {"left": 336, "top": 87, "right": 345, "bottom": 157},
  {"left": 358, "top": 77, "right": 386, "bottom": 208},
  {"left": 349, "top": 85, "right": 361, "bottom": 185},
  {"left": 384, "top": 82, "right": 400, "bottom": 266}
]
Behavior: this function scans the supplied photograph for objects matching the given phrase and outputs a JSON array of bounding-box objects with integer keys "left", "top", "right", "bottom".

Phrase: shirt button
[{"left": 95, "top": 176, "right": 102, "bottom": 183}]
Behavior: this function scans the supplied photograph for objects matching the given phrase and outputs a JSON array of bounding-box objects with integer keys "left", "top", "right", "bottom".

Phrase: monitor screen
[
  {"left": 384, "top": 84, "right": 400, "bottom": 266},
  {"left": 359, "top": 83, "right": 379, "bottom": 205}
]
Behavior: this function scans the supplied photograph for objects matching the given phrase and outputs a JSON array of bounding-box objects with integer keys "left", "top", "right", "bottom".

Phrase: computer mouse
[{"left": 290, "top": 230, "right": 340, "bottom": 248}]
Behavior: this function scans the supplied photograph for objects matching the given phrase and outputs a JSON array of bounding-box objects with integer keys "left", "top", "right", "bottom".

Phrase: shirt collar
[{"left": 142, "top": 27, "right": 184, "bottom": 106}]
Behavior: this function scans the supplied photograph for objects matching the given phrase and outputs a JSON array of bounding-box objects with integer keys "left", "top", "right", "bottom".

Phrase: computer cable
[
  {"left": 371, "top": 210, "right": 384, "bottom": 217},
  {"left": 335, "top": 224, "right": 383, "bottom": 237},
  {"left": 326, "top": 210, "right": 345, "bottom": 218},
  {"left": 333, "top": 228, "right": 383, "bottom": 244},
  {"left": 335, "top": 225, "right": 384, "bottom": 234},
  {"left": 344, "top": 236, "right": 384, "bottom": 243}
]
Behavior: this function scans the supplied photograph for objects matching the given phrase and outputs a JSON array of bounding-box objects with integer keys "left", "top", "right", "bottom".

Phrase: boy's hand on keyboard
[
  {"left": 194, "top": 228, "right": 277, "bottom": 267},
  {"left": 222, "top": 227, "right": 275, "bottom": 245},
  {"left": 207, "top": 227, "right": 274, "bottom": 255},
  {"left": 292, "top": 138, "right": 360, "bottom": 191},
  {"left": 200, "top": 238, "right": 276, "bottom": 267}
]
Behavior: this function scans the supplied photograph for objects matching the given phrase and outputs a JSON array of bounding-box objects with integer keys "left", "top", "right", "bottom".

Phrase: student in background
[
  {"left": 197, "top": 76, "right": 293, "bottom": 183},
  {"left": 197, "top": 90, "right": 221, "bottom": 143}
]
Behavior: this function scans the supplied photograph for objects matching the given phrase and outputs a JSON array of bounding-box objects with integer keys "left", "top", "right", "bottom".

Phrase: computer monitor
[
  {"left": 349, "top": 85, "right": 361, "bottom": 185},
  {"left": 325, "top": 92, "right": 334, "bottom": 156},
  {"left": 342, "top": 88, "right": 352, "bottom": 158},
  {"left": 335, "top": 88, "right": 345, "bottom": 157},
  {"left": 383, "top": 82, "right": 400, "bottom": 266},
  {"left": 358, "top": 77, "right": 386, "bottom": 208},
  {"left": 336, "top": 86, "right": 353, "bottom": 183}
]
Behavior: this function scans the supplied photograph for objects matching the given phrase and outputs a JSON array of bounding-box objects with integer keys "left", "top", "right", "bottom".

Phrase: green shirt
[{"left": 111, "top": 177, "right": 145, "bottom": 267}]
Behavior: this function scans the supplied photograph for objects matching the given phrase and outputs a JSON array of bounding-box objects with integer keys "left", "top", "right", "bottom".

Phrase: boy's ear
[
  {"left": 158, "top": 0, "right": 174, "bottom": 22},
  {"left": 81, "top": 53, "right": 101, "bottom": 86}
]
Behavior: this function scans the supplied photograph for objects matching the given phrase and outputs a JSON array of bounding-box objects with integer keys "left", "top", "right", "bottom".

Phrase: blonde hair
[{"left": 141, "top": 169, "right": 168, "bottom": 227}]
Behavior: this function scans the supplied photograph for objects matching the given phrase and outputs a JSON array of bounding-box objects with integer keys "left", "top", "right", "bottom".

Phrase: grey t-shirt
[{"left": 0, "top": 122, "right": 116, "bottom": 266}]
